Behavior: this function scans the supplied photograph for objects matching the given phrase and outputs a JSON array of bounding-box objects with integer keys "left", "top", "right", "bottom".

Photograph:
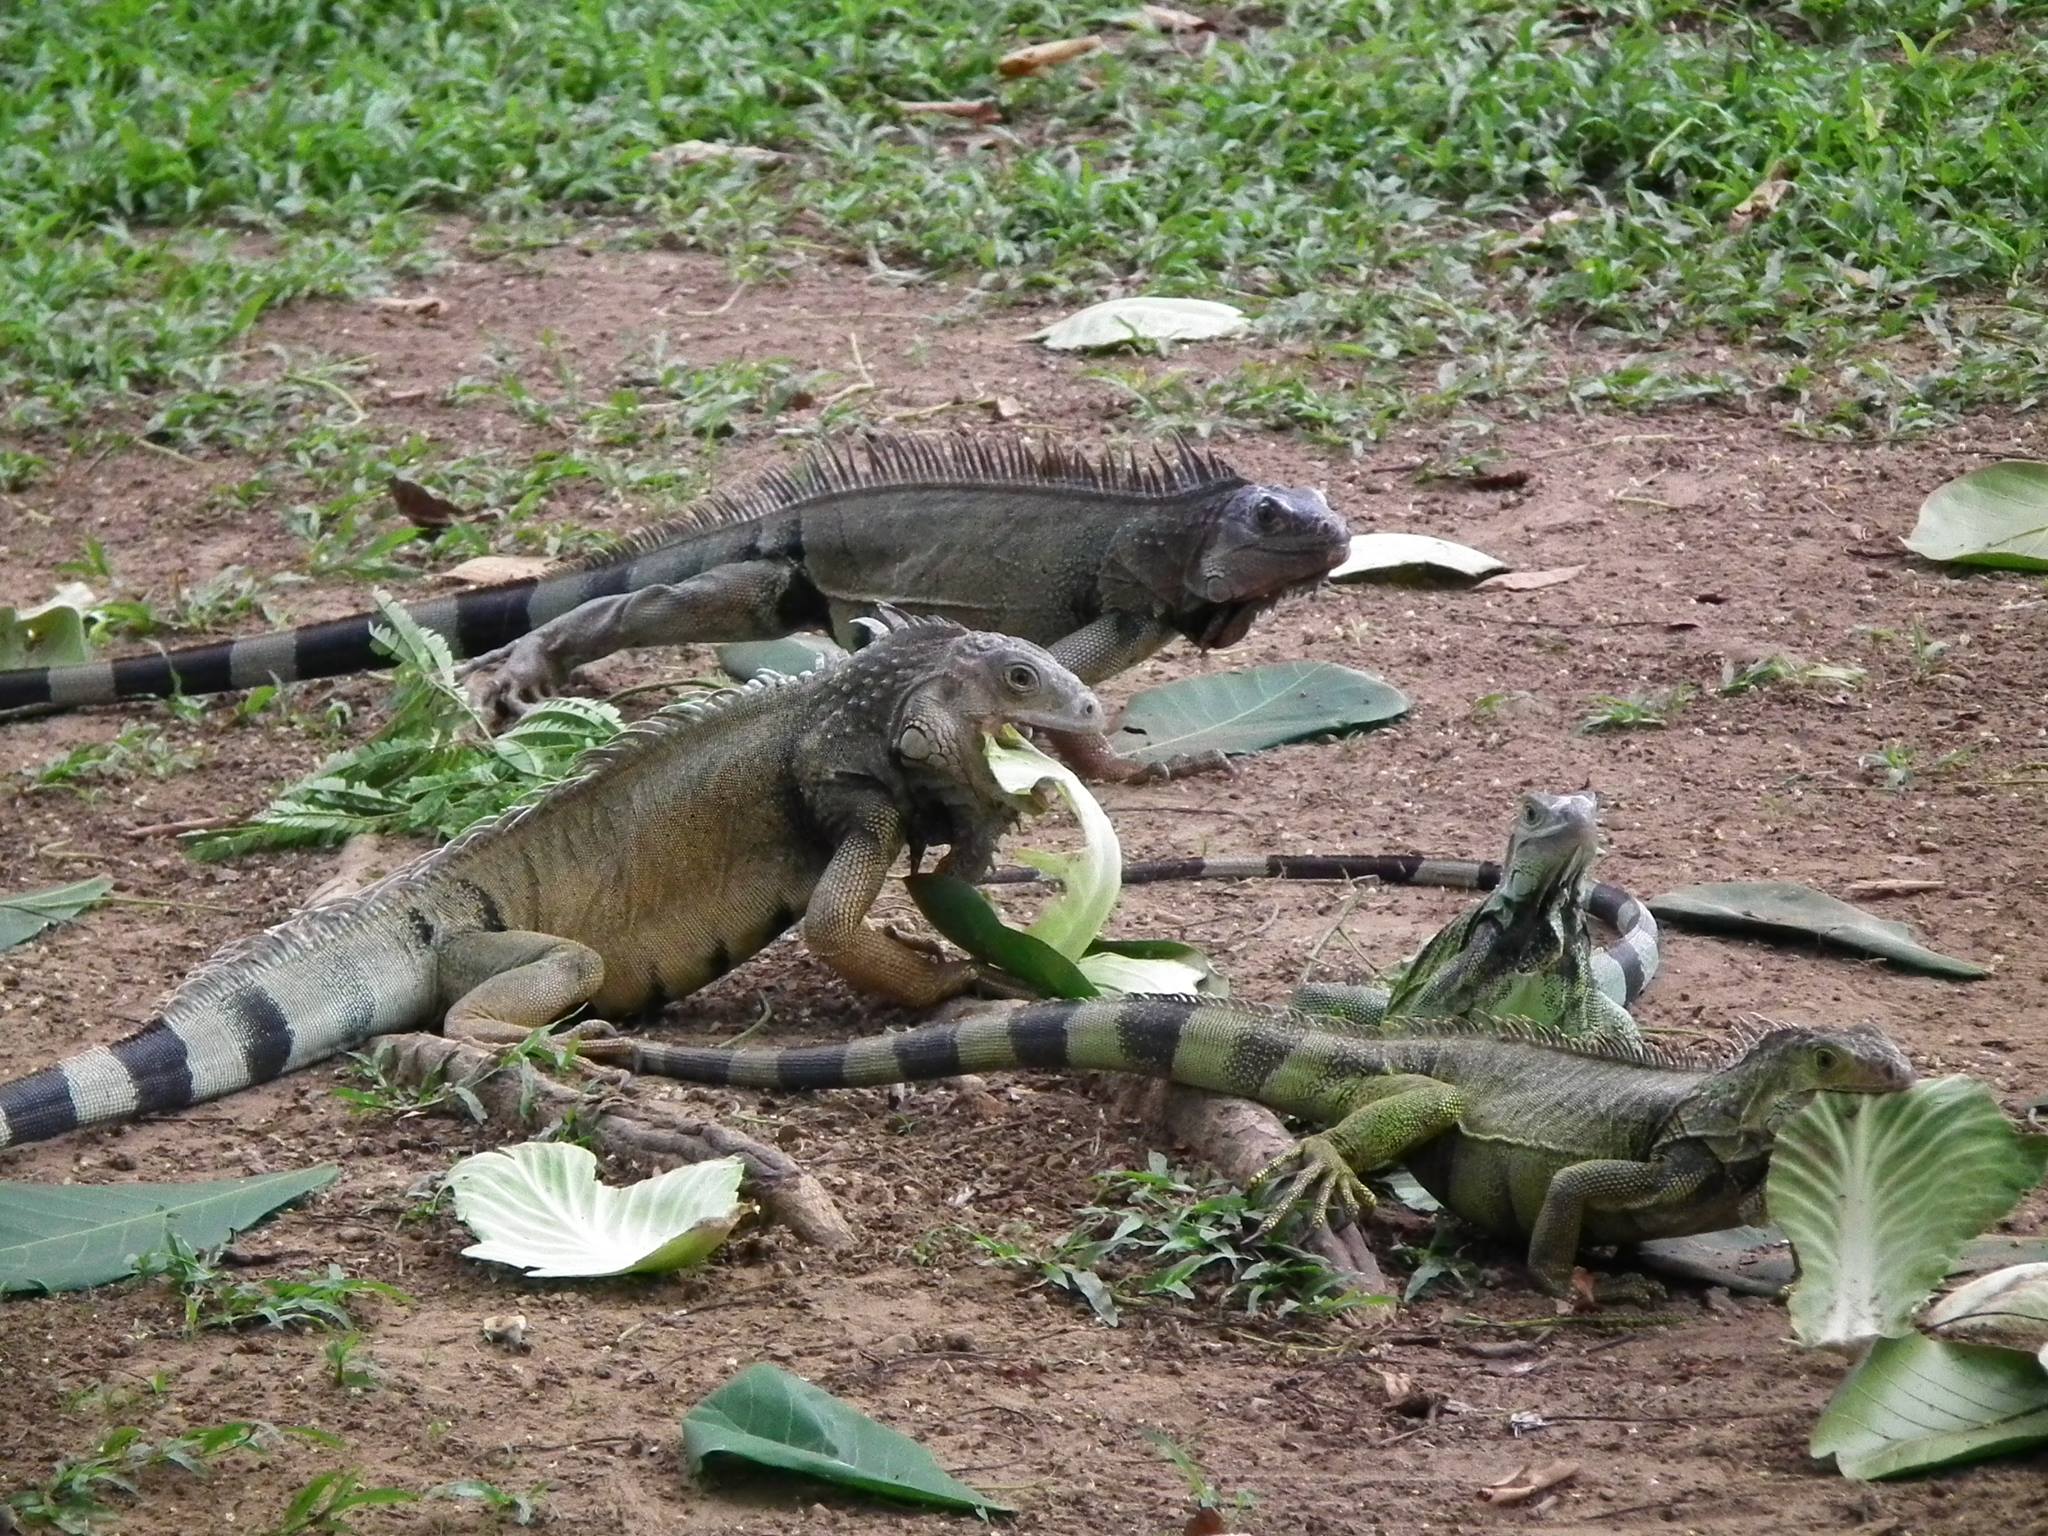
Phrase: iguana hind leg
[
  {"left": 461, "top": 560, "right": 805, "bottom": 716},
  {"left": 437, "top": 930, "right": 606, "bottom": 1048},
  {"left": 1524, "top": 1151, "right": 1714, "bottom": 1299},
  {"left": 803, "top": 816, "right": 976, "bottom": 1007},
  {"left": 1250, "top": 1074, "right": 1464, "bottom": 1237}
]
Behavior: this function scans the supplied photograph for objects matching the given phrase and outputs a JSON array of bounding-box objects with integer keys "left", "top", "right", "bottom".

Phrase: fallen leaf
[
  {"left": 998, "top": 36, "right": 1103, "bottom": 77},
  {"left": 1728, "top": 161, "right": 1795, "bottom": 233},
  {"left": 1028, "top": 296, "right": 1247, "bottom": 350},
  {"left": 1479, "top": 1460, "right": 1579, "bottom": 1506},
  {"left": 1493, "top": 208, "right": 1584, "bottom": 255},
  {"left": 1130, "top": 5, "right": 1214, "bottom": 30},
  {"left": 388, "top": 477, "right": 469, "bottom": 529},
  {"left": 649, "top": 140, "right": 787, "bottom": 171},
  {"left": 988, "top": 396, "right": 1023, "bottom": 421},
  {"left": 370, "top": 294, "right": 443, "bottom": 317},
  {"left": 1478, "top": 564, "right": 1584, "bottom": 592},
  {"left": 895, "top": 99, "right": 1003, "bottom": 124},
  {"left": 441, "top": 554, "right": 555, "bottom": 587}
]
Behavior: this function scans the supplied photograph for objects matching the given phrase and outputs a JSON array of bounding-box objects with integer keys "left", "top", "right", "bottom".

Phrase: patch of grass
[
  {"left": 1858, "top": 741, "right": 1972, "bottom": 792},
  {"left": 1145, "top": 1428, "right": 1258, "bottom": 1525},
  {"left": 1718, "top": 654, "right": 1867, "bottom": 695},
  {"left": 139, "top": 1238, "right": 408, "bottom": 1336},
  {"left": 28, "top": 726, "right": 202, "bottom": 792},
  {"left": 260, "top": 1469, "right": 415, "bottom": 1536},
  {"left": 3, "top": 1422, "right": 281, "bottom": 1534},
  {"left": 1859, "top": 618, "right": 1969, "bottom": 679},
  {"left": 1579, "top": 683, "right": 1697, "bottom": 734}
]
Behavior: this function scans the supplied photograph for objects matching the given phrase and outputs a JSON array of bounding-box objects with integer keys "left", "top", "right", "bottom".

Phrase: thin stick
[{"left": 683, "top": 283, "right": 748, "bottom": 318}]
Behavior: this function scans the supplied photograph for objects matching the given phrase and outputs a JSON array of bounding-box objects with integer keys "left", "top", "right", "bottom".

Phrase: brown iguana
[
  {"left": 980, "top": 790, "right": 1658, "bottom": 1035},
  {"left": 600, "top": 998, "right": 1914, "bottom": 1296},
  {"left": 0, "top": 435, "right": 1347, "bottom": 777},
  {"left": 0, "top": 616, "right": 1099, "bottom": 1150}
]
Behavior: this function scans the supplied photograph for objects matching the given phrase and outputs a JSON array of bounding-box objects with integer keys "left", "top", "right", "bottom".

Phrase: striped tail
[{"left": 982, "top": 853, "right": 1661, "bottom": 1006}]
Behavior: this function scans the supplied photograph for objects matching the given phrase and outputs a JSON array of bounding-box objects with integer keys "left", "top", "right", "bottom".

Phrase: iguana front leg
[
  {"left": 1038, "top": 614, "right": 1230, "bottom": 784},
  {"left": 437, "top": 930, "right": 607, "bottom": 1047},
  {"left": 460, "top": 560, "right": 803, "bottom": 717},
  {"left": 804, "top": 809, "right": 976, "bottom": 1007},
  {"left": 1250, "top": 1074, "right": 1464, "bottom": 1235},
  {"left": 1523, "top": 1149, "right": 1717, "bottom": 1298}
]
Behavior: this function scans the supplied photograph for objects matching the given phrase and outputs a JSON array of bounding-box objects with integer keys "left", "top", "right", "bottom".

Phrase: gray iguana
[
  {"left": 981, "top": 790, "right": 1656, "bottom": 1037},
  {"left": 0, "top": 436, "right": 1347, "bottom": 778},
  {"left": 0, "top": 617, "right": 1100, "bottom": 1150},
  {"left": 600, "top": 997, "right": 1913, "bottom": 1297}
]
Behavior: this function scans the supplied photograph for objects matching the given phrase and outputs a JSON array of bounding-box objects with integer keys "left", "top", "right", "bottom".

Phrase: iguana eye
[
  {"left": 1004, "top": 662, "right": 1039, "bottom": 692},
  {"left": 1814, "top": 1047, "right": 1839, "bottom": 1072},
  {"left": 1253, "top": 496, "right": 1283, "bottom": 532}
]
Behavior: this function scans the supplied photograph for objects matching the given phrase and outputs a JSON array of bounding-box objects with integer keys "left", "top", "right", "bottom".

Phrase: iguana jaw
[{"left": 1189, "top": 483, "right": 1350, "bottom": 616}]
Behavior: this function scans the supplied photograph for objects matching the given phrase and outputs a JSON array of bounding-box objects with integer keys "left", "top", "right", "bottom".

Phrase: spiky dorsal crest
[{"left": 579, "top": 432, "right": 1246, "bottom": 569}]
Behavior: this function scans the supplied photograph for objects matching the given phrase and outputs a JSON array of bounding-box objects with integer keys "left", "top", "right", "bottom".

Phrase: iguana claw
[{"left": 1247, "top": 1133, "right": 1377, "bottom": 1239}]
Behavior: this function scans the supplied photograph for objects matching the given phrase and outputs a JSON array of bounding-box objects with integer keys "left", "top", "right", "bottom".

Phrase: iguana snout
[
  {"left": 1498, "top": 790, "right": 1601, "bottom": 901},
  {"left": 940, "top": 631, "right": 1104, "bottom": 736},
  {"left": 1195, "top": 483, "right": 1350, "bottom": 607}
]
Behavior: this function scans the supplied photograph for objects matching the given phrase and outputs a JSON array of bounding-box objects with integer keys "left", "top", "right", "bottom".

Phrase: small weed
[
  {"left": 433, "top": 1478, "right": 546, "bottom": 1527},
  {"left": 261, "top": 1469, "right": 416, "bottom": 1536},
  {"left": 4, "top": 1422, "right": 278, "bottom": 1534},
  {"left": 1859, "top": 619, "right": 1968, "bottom": 680},
  {"left": 1145, "top": 1428, "right": 1258, "bottom": 1523},
  {"left": 60, "top": 1372, "right": 174, "bottom": 1418},
  {"left": 1396, "top": 1225, "right": 1481, "bottom": 1303},
  {"left": 1579, "top": 684, "right": 1697, "bottom": 734},
  {"left": 139, "top": 1237, "right": 409, "bottom": 1335},
  {"left": 1718, "top": 655, "right": 1866, "bottom": 696},
  {"left": 29, "top": 727, "right": 201, "bottom": 792},
  {"left": 1469, "top": 689, "right": 1538, "bottom": 721},
  {"left": 336, "top": 1050, "right": 485, "bottom": 1122},
  {"left": 0, "top": 447, "right": 48, "bottom": 491},
  {"left": 1858, "top": 742, "right": 1972, "bottom": 793},
  {"left": 323, "top": 1334, "right": 382, "bottom": 1394}
]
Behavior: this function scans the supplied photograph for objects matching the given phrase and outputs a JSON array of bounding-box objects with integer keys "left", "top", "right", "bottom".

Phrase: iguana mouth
[{"left": 1194, "top": 600, "right": 1271, "bottom": 650}]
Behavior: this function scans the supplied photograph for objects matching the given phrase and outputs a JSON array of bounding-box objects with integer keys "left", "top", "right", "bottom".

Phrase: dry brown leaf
[
  {"left": 997, "top": 36, "right": 1104, "bottom": 77},
  {"left": 1494, "top": 208, "right": 1583, "bottom": 255},
  {"left": 388, "top": 477, "right": 469, "bottom": 530},
  {"left": 1130, "top": 4, "right": 1214, "bottom": 31},
  {"left": 895, "top": 99, "right": 1003, "bottom": 124},
  {"left": 441, "top": 554, "right": 555, "bottom": 587},
  {"left": 648, "top": 139, "right": 788, "bottom": 171},
  {"left": 370, "top": 294, "right": 443, "bottom": 317},
  {"left": 1728, "top": 161, "right": 1794, "bottom": 233},
  {"left": 1478, "top": 564, "right": 1584, "bottom": 592},
  {"left": 988, "top": 396, "right": 1024, "bottom": 421},
  {"left": 1371, "top": 1366, "right": 1414, "bottom": 1404},
  {"left": 1478, "top": 1460, "right": 1580, "bottom": 1506}
]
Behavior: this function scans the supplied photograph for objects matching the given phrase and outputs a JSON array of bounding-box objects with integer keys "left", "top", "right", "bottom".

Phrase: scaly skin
[
  {"left": 0, "top": 435, "right": 1348, "bottom": 783},
  {"left": 600, "top": 998, "right": 1914, "bottom": 1296},
  {"left": 0, "top": 618, "right": 1100, "bottom": 1151}
]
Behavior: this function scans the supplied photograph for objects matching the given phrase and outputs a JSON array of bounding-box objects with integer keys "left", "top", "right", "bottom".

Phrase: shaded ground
[{"left": 1, "top": 239, "right": 2044, "bottom": 1533}]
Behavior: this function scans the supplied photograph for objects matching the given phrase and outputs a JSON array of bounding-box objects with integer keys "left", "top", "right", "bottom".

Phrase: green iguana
[
  {"left": 601, "top": 998, "right": 1914, "bottom": 1296},
  {"left": 980, "top": 790, "right": 1657, "bottom": 1036},
  {"left": 0, "top": 617, "right": 1100, "bottom": 1151},
  {"left": 0, "top": 435, "right": 1347, "bottom": 778}
]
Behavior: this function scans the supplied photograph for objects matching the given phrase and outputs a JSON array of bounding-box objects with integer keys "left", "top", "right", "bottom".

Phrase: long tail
[
  {"left": 982, "top": 853, "right": 1660, "bottom": 1006},
  {"left": 614, "top": 996, "right": 1353, "bottom": 1111}
]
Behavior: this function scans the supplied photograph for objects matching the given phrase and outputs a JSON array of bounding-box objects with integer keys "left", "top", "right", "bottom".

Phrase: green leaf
[
  {"left": 1112, "top": 661, "right": 1410, "bottom": 765},
  {"left": 683, "top": 1363, "right": 1013, "bottom": 1515},
  {"left": 905, "top": 874, "right": 1098, "bottom": 999},
  {"left": 1921, "top": 1263, "right": 2048, "bottom": 1358},
  {"left": 0, "top": 875, "right": 113, "bottom": 953},
  {"left": 1647, "top": 880, "right": 1988, "bottom": 978},
  {"left": 1768, "top": 1077, "right": 2048, "bottom": 1350},
  {"left": 443, "top": 1143, "right": 746, "bottom": 1278},
  {"left": 1081, "top": 938, "right": 1225, "bottom": 997},
  {"left": 717, "top": 635, "right": 844, "bottom": 683},
  {"left": 1329, "top": 533, "right": 1507, "bottom": 585},
  {"left": 1811, "top": 1333, "right": 2048, "bottom": 1479},
  {"left": 1027, "top": 296, "right": 1247, "bottom": 350},
  {"left": 984, "top": 732, "right": 1120, "bottom": 960},
  {"left": 1904, "top": 460, "right": 2048, "bottom": 571},
  {"left": 0, "top": 1166, "right": 338, "bottom": 1295},
  {"left": 0, "top": 583, "right": 96, "bottom": 669}
]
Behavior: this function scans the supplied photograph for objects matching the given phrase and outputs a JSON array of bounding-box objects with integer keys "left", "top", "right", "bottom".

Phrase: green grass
[{"left": 5, "top": 0, "right": 2048, "bottom": 444}]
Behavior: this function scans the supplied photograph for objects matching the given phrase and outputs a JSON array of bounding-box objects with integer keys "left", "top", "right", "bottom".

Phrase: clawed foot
[
  {"left": 1557, "top": 1265, "right": 1667, "bottom": 1310},
  {"left": 456, "top": 644, "right": 572, "bottom": 722},
  {"left": 882, "top": 921, "right": 952, "bottom": 962},
  {"left": 1248, "top": 1133, "right": 1377, "bottom": 1239}
]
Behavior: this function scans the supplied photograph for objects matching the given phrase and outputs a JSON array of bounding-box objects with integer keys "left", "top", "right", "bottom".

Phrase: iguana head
[
  {"left": 888, "top": 627, "right": 1104, "bottom": 770},
  {"left": 1497, "top": 791, "right": 1600, "bottom": 905},
  {"left": 1757, "top": 1024, "right": 1917, "bottom": 1097},
  {"left": 1131, "top": 481, "right": 1348, "bottom": 649}
]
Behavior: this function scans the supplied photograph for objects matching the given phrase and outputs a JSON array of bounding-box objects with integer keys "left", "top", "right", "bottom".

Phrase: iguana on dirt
[
  {"left": 980, "top": 791, "right": 1657, "bottom": 1036},
  {"left": 602, "top": 998, "right": 1914, "bottom": 1296},
  {"left": 0, "top": 435, "right": 1347, "bottom": 777},
  {"left": 0, "top": 617, "right": 1100, "bottom": 1151}
]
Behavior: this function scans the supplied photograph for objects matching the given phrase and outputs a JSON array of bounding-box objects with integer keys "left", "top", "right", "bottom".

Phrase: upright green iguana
[
  {"left": 0, "top": 436, "right": 1347, "bottom": 778},
  {"left": 981, "top": 790, "right": 1656, "bottom": 1038},
  {"left": 600, "top": 998, "right": 1913, "bottom": 1297},
  {"left": 0, "top": 617, "right": 1100, "bottom": 1151}
]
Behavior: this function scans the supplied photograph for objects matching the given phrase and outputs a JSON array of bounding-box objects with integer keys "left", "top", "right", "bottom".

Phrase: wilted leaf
[
  {"left": 1330, "top": 533, "right": 1507, "bottom": 585},
  {"left": 0, "top": 875, "right": 113, "bottom": 954},
  {"left": 649, "top": 140, "right": 788, "bottom": 170},
  {"left": 895, "top": 99, "right": 1003, "bottom": 124},
  {"left": 1477, "top": 564, "right": 1583, "bottom": 592},
  {"left": 1921, "top": 1264, "right": 2048, "bottom": 1357},
  {"left": 1811, "top": 1332, "right": 2048, "bottom": 1480},
  {"left": 0, "top": 1167, "right": 339, "bottom": 1295},
  {"left": 444, "top": 1143, "right": 747, "bottom": 1278},
  {"left": 1478, "top": 1460, "right": 1578, "bottom": 1505},
  {"left": 1904, "top": 460, "right": 2048, "bottom": 571},
  {"left": 1130, "top": 5, "right": 1213, "bottom": 30},
  {"left": 1728, "top": 160, "right": 1795, "bottom": 233},
  {"left": 1113, "top": 661, "right": 1409, "bottom": 764},
  {"left": 0, "top": 582, "right": 97, "bottom": 670},
  {"left": 1647, "top": 880, "right": 1987, "bottom": 978},
  {"left": 997, "top": 35, "right": 1103, "bottom": 77},
  {"left": 684, "top": 1363, "right": 1013, "bottom": 1514},
  {"left": 369, "top": 294, "right": 443, "bottom": 317},
  {"left": 441, "top": 555, "right": 554, "bottom": 586},
  {"left": 1028, "top": 296, "right": 1247, "bottom": 351},
  {"left": 717, "top": 635, "right": 844, "bottom": 682},
  {"left": 1769, "top": 1076, "right": 2048, "bottom": 1351},
  {"left": 388, "top": 478, "right": 469, "bottom": 529}
]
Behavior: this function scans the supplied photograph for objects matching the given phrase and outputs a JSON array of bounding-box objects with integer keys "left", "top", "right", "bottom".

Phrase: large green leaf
[
  {"left": 1027, "top": 296, "right": 1246, "bottom": 350},
  {"left": 684, "top": 1363, "right": 1012, "bottom": 1515},
  {"left": 0, "top": 875, "right": 113, "bottom": 954},
  {"left": 1811, "top": 1333, "right": 2048, "bottom": 1479},
  {"left": 0, "top": 1166, "right": 339, "bottom": 1295},
  {"left": 906, "top": 873, "right": 1098, "bottom": 999},
  {"left": 1921, "top": 1263, "right": 2048, "bottom": 1362},
  {"left": 1904, "top": 460, "right": 2048, "bottom": 571},
  {"left": 444, "top": 1143, "right": 746, "bottom": 1278},
  {"left": 1112, "top": 661, "right": 1409, "bottom": 765},
  {"left": 0, "top": 583, "right": 96, "bottom": 670},
  {"left": 1768, "top": 1077, "right": 2048, "bottom": 1350},
  {"left": 1330, "top": 533, "right": 1506, "bottom": 585},
  {"left": 1647, "top": 880, "right": 1987, "bottom": 978}
]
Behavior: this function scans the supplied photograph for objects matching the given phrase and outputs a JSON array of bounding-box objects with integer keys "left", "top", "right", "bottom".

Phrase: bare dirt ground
[{"left": 2, "top": 237, "right": 2044, "bottom": 1534}]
